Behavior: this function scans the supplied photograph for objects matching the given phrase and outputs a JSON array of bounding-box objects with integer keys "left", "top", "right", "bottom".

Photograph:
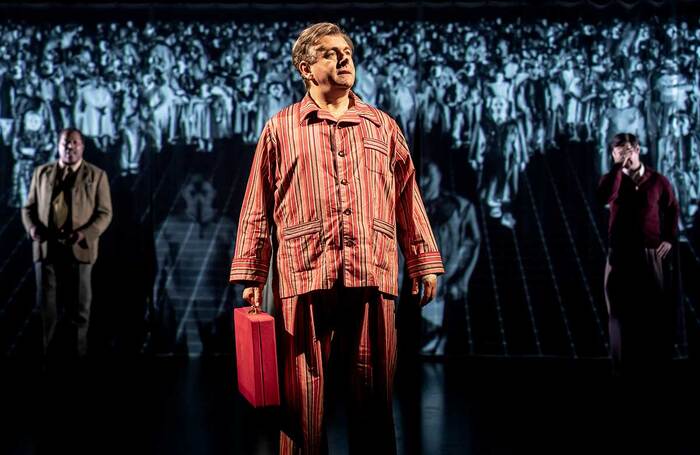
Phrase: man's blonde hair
[{"left": 292, "top": 22, "right": 354, "bottom": 88}]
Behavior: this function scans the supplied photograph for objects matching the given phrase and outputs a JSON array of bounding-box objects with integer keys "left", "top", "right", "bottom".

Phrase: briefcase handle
[{"left": 248, "top": 304, "right": 261, "bottom": 315}]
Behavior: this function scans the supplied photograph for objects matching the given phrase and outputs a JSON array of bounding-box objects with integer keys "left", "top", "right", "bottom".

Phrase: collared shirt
[
  {"left": 58, "top": 159, "right": 83, "bottom": 175},
  {"left": 230, "top": 91, "right": 444, "bottom": 298},
  {"left": 622, "top": 162, "right": 645, "bottom": 184}
]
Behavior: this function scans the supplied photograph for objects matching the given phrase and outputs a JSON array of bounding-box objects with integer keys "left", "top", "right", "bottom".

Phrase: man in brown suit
[{"left": 21, "top": 128, "right": 112, "bottom": 357}]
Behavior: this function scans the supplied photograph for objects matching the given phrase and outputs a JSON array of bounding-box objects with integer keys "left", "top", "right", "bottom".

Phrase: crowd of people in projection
[
  {"left": 1, "top": 17, "right": 699, "bottom": 355},
  {"left": 2, "top": 18, "right": 700, "bottom": 228}
]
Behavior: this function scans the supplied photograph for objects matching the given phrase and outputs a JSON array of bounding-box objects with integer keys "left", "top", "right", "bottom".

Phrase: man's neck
[
  {"left": 59, "top": 160, "right": 82, "bottom": 172},
  {"left": 629, "top": 162, "right": 643, "bottom": 174},
  {"left": 309, "top": 88, "right": 352, "bottom": 119},
  {"left": 623, "top": 162, "right": 644, "bottom": 178}
]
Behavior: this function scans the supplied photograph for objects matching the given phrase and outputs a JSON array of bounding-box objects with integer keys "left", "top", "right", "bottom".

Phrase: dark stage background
[{"left": 1, "top": 1, "right": 700, "bottom": 360}]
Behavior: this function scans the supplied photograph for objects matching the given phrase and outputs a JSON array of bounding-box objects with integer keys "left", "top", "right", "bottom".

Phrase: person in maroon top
[{"left": 597, "top": 132, "right": 679, "bottom": 375}]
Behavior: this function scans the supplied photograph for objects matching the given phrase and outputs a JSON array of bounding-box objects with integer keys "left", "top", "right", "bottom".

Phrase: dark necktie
[{"left": 52, "top": 167, "right": 73, "bottom": 229}]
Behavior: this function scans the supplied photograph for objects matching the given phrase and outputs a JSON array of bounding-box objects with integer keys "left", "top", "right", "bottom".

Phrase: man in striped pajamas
[{"left": 230, "top": 22, "right": 445, "bottom": 454}]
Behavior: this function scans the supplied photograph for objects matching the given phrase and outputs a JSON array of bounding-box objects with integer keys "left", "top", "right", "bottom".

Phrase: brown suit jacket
[{"left": 21, "top": 160, "right": 112, "bottom": 264}]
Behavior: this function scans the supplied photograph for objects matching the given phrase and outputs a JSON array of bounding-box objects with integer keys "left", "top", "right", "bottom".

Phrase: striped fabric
[
  {"left": 230, "top": 91, "right": 444, "bottom": 298},
  {"left": 277, "top": 286, "right": 397, "bottom": 455}
]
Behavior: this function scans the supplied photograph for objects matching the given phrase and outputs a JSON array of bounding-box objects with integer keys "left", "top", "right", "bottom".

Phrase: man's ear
[
  {"left": 301, "top": 62, "right": 319, "bottom": 86},
  {"left": 299, "top": 61, "right": 312, "bottom": 81}
]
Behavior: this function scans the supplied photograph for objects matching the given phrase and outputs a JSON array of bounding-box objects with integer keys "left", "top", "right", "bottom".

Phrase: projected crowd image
[{"left": 1, "top": 16, "right": 699, "bottom": 357}]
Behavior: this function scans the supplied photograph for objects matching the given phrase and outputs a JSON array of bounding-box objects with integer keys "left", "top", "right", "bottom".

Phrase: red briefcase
[{"left": 233, "top": 306, "right": 280, "bottom": 407}]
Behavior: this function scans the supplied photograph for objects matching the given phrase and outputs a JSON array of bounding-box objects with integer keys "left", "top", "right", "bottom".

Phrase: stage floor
[{"left": 2, "top": 357, "right": 699, "bottom": 454}]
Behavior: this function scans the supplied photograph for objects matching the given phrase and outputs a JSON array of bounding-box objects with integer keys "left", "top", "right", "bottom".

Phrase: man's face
[
  {"left": 420, "top": 162, "right": 441, "bottom": 199},
  {"left": 269, "top": 83, "right": 283, "bottom": 97},
  {"left": 612, "top": 24, "right": 622, "bottom": 39},
  {"left": 639, "top": 26, "right": 650, "bottom": 41},
  {"left": 671, "top": 116, "right": 690, "bottom": 137},
  {"left": 666, "top": 25, "right": 677, "bottom": 40},
  {"left": 612, "top": 90, "right": 630, "bottom": 109},
  {"left": 241, "top": 76, "right": 253, "bottom": 92},
  {"left": 613, "top": 143, "right": 641, "bottom": 170},
  {"left": 304, "top": 34, "right": 355, "bottom": 91},
  {"left": 11, "top": 64, "right": 23, "bottom": 80},
  {"left": 58, "top": 131, "right": 84, "bottom": 166}
]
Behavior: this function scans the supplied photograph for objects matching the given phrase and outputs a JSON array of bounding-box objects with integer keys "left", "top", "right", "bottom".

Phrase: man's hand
[
  {"left": 29, "top": 226, "right": 42, "bottom": 241},
  {"left": 612, "top": 146, "right": 625, "bottom": 164},
  {"left": 242, "top": 284, "right": 264, "bottom": 309},
  {"left": 70, "top": 231, "right": 86, "bottom": 245},
  {"left": 656, "top": 241, "right": 672, "bottom": 260},
  {"left": 411, "top": 273, "right": 438, "bottom": 306},
  {"left": 612, "top": 145, "right": 634, "bottom": 169},
  {"left": 621, "top": 154, "right": 632, "bottom": 169}
]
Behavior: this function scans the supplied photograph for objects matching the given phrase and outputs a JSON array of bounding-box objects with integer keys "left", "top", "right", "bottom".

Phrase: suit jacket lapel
[
  {"left": 40, "top": 163, "right": 59, "bottom": 223},
  {"left": 72, "top": 162, "right": 90, "bottom": 221},
  {"left": 73, "top": 162, "right": 89, "bottom": 190},
  {"left": 47, "top": 162, "right": 58, "bottom": 190}
]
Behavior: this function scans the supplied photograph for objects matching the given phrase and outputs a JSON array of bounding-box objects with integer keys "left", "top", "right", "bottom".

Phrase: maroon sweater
[{"left": 597, "top": 164, "right": 679, "bottom": 250}]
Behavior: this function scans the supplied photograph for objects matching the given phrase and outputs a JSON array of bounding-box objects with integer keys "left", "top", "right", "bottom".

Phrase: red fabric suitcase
[{"left": 233, "top": 306, "right": 280, "bottom": 407}]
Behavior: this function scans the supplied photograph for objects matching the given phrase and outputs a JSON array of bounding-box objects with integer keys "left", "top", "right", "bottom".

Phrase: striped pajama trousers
[{"left": 277, "top": 284, "right": 397, "bottom": 455}]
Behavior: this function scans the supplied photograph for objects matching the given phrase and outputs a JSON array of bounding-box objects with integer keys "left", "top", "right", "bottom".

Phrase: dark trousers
[
  {"left": 604, "top": 248, "right": 675, "bottom": 373},
  {"left": 35, "top": 244, "right": 93, "bottom": 357}
]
